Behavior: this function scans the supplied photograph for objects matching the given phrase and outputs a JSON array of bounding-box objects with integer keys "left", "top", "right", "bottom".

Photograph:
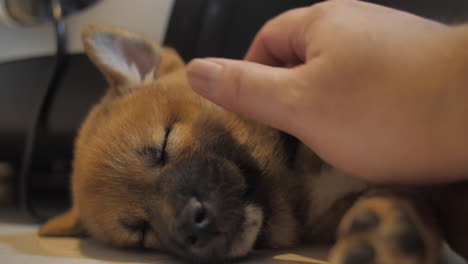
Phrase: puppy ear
[
  {"left": 82, "top": 24, "right": 162, "bottom": 94},
  {"left": 39, "top": 209, "right": 86, "bottom": 237}
]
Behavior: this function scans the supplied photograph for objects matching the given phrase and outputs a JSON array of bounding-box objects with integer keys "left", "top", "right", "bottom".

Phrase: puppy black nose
[
  {"left": 179, "top": 198, "right": 217, "bottom": 248},
  {"left": 192, "top": 204, "right": 211, "bottom": 229}
]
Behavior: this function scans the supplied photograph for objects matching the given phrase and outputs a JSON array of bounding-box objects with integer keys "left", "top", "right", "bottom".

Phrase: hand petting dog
[{"left": 188, "top": 0, "right": 468, "bottom": 184}]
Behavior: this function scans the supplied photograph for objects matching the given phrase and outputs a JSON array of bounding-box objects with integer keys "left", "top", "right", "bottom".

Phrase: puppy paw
[{"left": 329, "top": 197, "right": 441, "bottom": 264}]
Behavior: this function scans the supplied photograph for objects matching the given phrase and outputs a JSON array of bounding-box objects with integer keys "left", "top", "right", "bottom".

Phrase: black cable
[{"left": 18, "top": 0, "right": 69, "bottom": 222}]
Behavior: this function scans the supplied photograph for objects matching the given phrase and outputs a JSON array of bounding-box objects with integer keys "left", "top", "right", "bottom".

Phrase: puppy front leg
[{"left": 329, "top": 192, "right": 442, "bottom": 264}]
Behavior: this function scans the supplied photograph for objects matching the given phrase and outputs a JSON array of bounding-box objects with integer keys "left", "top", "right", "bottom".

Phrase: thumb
[{"left": 187, "top": 58, "right": 298, "bottom": 131}]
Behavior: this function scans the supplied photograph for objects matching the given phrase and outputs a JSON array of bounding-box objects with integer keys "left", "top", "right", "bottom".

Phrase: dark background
[{"left": 1, "top": 0, "right": 467, "bottom": 218}]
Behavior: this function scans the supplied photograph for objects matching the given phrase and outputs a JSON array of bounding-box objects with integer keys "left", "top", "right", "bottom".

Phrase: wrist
[
  {"left": 435, "top": 24, "right": 468, "bottom": 181},
  {"left": 395, "top": 24, "right": 468, "bottom": 183},
  {"left": 447, "top": 24, "right": 468, "bottom": 71}
]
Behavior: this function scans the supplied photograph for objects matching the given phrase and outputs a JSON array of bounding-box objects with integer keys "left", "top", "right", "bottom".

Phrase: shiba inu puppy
[{"left": 39, "top": 24, "right": 468, "bottom": 264}]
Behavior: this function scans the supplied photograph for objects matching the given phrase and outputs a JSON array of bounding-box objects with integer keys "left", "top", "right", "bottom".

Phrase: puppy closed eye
[
  {"left": 139, "top": 146, "right": 164, "bottom": 167},
  {"left": 139, "top": 127, "right": 171, "bottom": 167},
  {"left": 119, "top": 217, "right": 149, "bottom": 247}
]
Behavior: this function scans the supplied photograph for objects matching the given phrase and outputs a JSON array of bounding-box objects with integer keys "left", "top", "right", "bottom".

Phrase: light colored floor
[{"left": 0, "top": 206, "right": 329, "bottom": 264}]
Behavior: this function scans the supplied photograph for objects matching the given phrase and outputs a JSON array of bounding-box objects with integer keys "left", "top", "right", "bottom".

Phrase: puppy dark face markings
[
  {"left": 113, "top": 117, "right": 272, "bottom": 259},
  {"left": 138, "top": 126, "right": 172, "bottom": 168}
]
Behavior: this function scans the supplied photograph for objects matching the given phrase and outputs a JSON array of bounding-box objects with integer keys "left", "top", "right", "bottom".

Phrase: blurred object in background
[
  {"left": 164, "top": 0, "right": 468, "bottom": 62},
  {"left": 0, "top": 0, "right": 100, "bottom": 26},
  {"left": 0, "top": 162, "right": 14, "bottom": 205}
]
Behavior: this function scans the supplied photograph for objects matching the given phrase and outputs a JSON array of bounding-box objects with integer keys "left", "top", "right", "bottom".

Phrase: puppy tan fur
[{"left": 39, "top": 24, "right": 468, "bottom": 264}]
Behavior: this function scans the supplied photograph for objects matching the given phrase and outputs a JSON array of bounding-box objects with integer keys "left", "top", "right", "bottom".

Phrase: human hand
[{"left": 187, "top": 0, "right": 468, "bottom": 183}]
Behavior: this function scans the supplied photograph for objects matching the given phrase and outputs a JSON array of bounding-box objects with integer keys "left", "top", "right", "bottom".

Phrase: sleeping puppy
[{"left": 39, "top": 24, "right": 468, "bottom": 264}]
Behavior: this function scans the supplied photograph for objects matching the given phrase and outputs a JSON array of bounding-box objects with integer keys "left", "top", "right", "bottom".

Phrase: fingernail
[{"left": 187, "top": 59, "right": 223, "bottom": 95}]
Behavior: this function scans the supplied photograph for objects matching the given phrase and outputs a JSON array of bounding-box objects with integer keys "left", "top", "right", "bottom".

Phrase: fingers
[
  {"left": 244, "top": 7, "right": 310, "bottom": 67},
  {"left": 187, "top": 58, "right": 301, "bottom": 131}
]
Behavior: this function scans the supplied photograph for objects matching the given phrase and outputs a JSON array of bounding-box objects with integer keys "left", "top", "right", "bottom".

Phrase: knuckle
[
  {"left": 307, "top": 1, "right": 329, "bottom": 19},
  {"left": 280, "top": 76, "right": 307, "bottom": 117},
  {"left": 223, "top": 63, "right": 246, "bottom": 104},
  {"left": 307, "top": 0, "right": 346, "bottom": 21}
]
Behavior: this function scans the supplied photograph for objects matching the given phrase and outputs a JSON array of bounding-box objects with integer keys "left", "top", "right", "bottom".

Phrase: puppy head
[{"left": 39, "top": 24, "right": 276, "bottom": 262}]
